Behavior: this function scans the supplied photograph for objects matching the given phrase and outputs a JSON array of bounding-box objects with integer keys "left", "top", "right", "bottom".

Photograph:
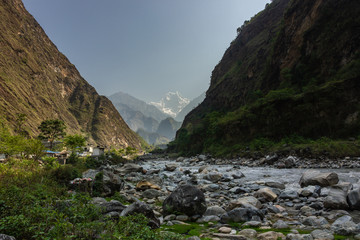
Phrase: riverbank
[{"left": 2, "top": 154, "right": 360, "bottom": 239}]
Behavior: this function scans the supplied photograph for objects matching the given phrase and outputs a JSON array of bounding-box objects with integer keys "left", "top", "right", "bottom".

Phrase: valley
[{"left": 0, "top": 0, "right": 359, "bottom": 239}]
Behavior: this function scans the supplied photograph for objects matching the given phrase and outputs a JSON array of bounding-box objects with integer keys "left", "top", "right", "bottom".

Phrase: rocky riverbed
[{"left": 78, "top": 155, "right": 360, "bottom": 239}]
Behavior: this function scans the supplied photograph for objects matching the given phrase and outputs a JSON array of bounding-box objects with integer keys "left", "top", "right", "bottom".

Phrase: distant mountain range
[
  {"left": 149, "top": 91, "right": 190, "bottom": 118},
  {"left": 109, "top": 91, "right": 169, "bottom": 124},
  {"left": 109, "top": 91, "right": 204, "bottom": 145}
]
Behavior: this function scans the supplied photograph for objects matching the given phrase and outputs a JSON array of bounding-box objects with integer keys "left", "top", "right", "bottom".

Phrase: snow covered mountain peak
[{"left": 150, "top": 91, "right": 190, "bottom": 118}]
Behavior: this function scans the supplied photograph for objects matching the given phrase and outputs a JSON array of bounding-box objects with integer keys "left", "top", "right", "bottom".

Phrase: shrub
[
  {"left": 50, "top": 164, "right": 80, "bottom": 186},
  {"left": 85, "top": 156, "right": 103, "bottom": 169}
]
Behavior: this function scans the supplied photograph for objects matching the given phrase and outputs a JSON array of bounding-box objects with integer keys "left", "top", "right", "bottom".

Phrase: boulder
[
  {"left": 81, "top": 169, "right": 124, "bottom": 195},
  {"left": 311, "top": 229, "right": 334, "bottom": 240},
  {"left": 324, "top": 185, "right": 349, "bottom": 209},
  {"left": 219, "top": 227, "right": 232, "bottom": 234},
  {"left": 299, "top": 170, "right": 339, "bottom": 187},
  {"left": 162, "top": 184, "right": 207, "bottom": 216},
  {"left": 136, "top": 180, "right": 161, "bottom": 191},
  {"left": 203, "top": 172, "right": 222, "bottom": 183},
  {"left": 232, "top": 171, "right": 245, "bottom": 179},
  {"left": 196, "top": 215, "right": 220, "bottom": 223},
  {"left": 204, "top": 206, "right": 226, "bottom": 216},
  {"left": 228, "top": 196, "right": 262, "bottom": 210},
  {"left": 264, "top": 154, "right": 279, "bottom": 165},
  {"left": 257, "top": 231, "right": 285, "bottom": 240},
  {"left": 286, "top": 233, "right": 313, "bottom": 240},
  {"left": 279, "top": 190, "right": 299, "bottom": 200},
  {"left": 0, "top": 234, "right": 16, "bottom": 240},
  {"left": 254, "top": 187, "right": 277, "bottom": 202},
  {"left": 331, "top": 215, "right": 359, "bottom": 236},
  {"left": 265, "top": 181, "right": 285, "bottom": 190},
  {"left": 141, "top": 189, "right": 163, "bottom": 199},
  {"left": 220, "top": 207, "right": 264, "bottom": 223},
  {"left": 120, "top": 201, "right": 160, "bottom": 229},
  {"left": 238, "top": 229, "right": 257, "bottom": 239},
  {"left": 273, "top": 220, "right": 289, "bottom": 229},
  {"left": 165, "top": 163, "right": 178, "bottom": 172},
  {"left": 116, "top": 163, "right": 143, "bottom": 174},
  {"left": 91, "top": 197, "right": 126, "bottom": 214},
  {"left": 284, "top": 156, "right": 297, "bottom": 168},
  {"left": 347, "top": 187, "right": 360, "bottom": 209}
]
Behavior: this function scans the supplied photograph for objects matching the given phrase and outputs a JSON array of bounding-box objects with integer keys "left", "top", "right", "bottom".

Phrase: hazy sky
[{"left": 23, "top": 0, "right": 270, "bottom": 102}]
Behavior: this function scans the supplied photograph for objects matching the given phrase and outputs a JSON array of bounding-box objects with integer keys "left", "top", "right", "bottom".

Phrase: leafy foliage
[
  {"left": 0, "top": 158, "right": 182, "bottom": 240},
  {"left": 63, "top": 134, "right": 86, "bottom": 153},
  {"left": 38, "top": 119, "right": 66, "bottom": 150}
]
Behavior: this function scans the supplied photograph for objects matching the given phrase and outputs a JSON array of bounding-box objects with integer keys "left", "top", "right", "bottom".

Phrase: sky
[{"left": 23, "top": 0, "right": 270, "bottom": 102}]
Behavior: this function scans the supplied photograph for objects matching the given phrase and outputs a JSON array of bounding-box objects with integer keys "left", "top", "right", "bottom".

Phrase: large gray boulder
[
  {"left": 311, "top": 230, "right": 334, "bottom": 240},
  {"left": 163, "top": 184, "right": 206, "bottom": 216},
  {"left": 120, "top": 201, "right": 160, "bottom": 229},
  {"left": 116, "top": 163, "right": 143, "bottom": 174},
  {"left": 324, "top": 184, "right": 351, "bottom": 210},
  {"left": 81, "top": 169, "right": 124, "bottom": 196},
  {"left": 299, "top": 170, "right": 339, "bottom": 187},
  {"left": 220, "top": 207, "right": 264, "bottom": 223},
  {"left": 331, "top": 215, "right": 359, "bottom": 236},
  {"left": 347, "top": 187, "right": 360, "bottom": 209}
]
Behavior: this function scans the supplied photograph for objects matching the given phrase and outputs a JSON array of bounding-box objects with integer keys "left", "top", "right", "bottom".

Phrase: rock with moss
[
  {"left": 162, "top": 184, "right": 207, "bottom": 217},
  {"left": 120, "top": 201, "right": 160, "bottom": 229}
]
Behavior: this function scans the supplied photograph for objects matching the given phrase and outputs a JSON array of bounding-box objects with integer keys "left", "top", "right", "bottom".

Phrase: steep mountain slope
[
  {"left": 156, "top": 117, "right": 182, "bottom": 140},
  {"left": 150, "top": 91, "right": 190, "bottom": 118},
  {"left": 0, "top": 0, "right": 143, "bottom": 149},
  {"left": 110, "top": 102, "right": 159, "bottom": 133},
  {"left": 175, "top": 92, "right": 206, "bottom": 122},
  {"left": 173, "top": 0, "right": 360, "bottom": 155}
]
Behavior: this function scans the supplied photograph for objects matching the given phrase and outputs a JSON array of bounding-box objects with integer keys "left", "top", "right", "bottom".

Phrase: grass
[
  {"left": 161, "top": 222, "right": 213, "bottom": 239},
  {"left": 0, "top": 158, "right": 183, "bottom": 240}
]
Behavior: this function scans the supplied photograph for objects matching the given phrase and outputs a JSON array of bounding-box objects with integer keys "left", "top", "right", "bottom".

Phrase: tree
[
  {"left": 14, "top": 113, "right": 29, "bottom": 137},
  {"left": 63, "top": 134, "right": 86, "bottom": 153},
  {"left": 38, "top": 119, "right": 66, "bottom": 150}
]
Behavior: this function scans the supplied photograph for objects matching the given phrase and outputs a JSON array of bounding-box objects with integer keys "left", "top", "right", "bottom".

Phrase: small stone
[
  {"left": 238, "top": 228, "right": 257, "bottom": 238},
  {"left": 258, "top": 231, "right": 285, "bottom": 240},
  {"left": 273, "top": 220, "right": 289, "bottom": 229},
  {"left": 311, "top": 229, "right": 334, "bottom": 240},
  {"left": 219, "top": 227, "right": 232, "bottom": 234}
]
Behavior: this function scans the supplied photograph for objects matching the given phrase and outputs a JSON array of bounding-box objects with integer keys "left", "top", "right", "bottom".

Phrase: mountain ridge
[
  {"left": 0, "top": 0, "right": 143, "bottom": 149},
  {"left": 150, "top": 91, "right": 190, "bottom": 118},
  {"left": 172, "top": 0, "right": 360, "bottom": 155}
]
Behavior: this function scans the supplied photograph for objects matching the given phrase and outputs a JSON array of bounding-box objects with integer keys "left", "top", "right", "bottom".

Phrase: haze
[{"left": 23, "top": 0, "right": 270, "bottom": 102}]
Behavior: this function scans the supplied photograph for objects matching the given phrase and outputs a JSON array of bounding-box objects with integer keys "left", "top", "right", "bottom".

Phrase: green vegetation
[
  {"left": 162, "top": 222, "right": 212, "bottom": 240},
  {"left": 171, "top": 0, "right": 360, "bottom": 157},
  {"left": 0, "top": 157, "right": 183, "bottom": 240},
  {"left": 171, "top": 78, "right": 360, "bottom": 157},
  {"left": 64, "top": 134, "right": 86, "bottom": 153},
  {"left": 0, "top": 120, "right": 45, "bottom": 160},
  {"left": 38, "top": 119, "right": 66, "bottom": 150}
]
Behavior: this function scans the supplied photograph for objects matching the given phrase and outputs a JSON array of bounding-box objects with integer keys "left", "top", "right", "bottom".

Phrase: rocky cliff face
[
  {"left": 0, "top": 0, "right": 143, "bottom": 149},
  {"left": 173, "top": 0, "right": 360, "bottom": 155}
]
